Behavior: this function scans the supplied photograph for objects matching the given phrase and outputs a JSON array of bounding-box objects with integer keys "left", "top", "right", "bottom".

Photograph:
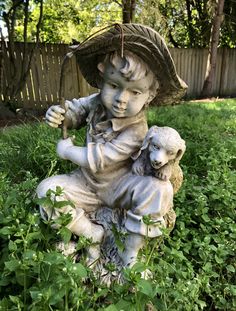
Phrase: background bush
[{"left": 0, "top": 100, "right": 235, "bottom": 310}]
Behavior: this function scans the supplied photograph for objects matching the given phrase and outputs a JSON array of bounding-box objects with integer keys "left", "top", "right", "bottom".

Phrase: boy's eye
[
  {"left": 131, "top": 90, "right": 141, "bottom": 96},
  {"left": 153, "top": 144, "right": 160, "bottom": 150},
  {"left": 109, "top": 83, "right": 118, "bottom": 89}
]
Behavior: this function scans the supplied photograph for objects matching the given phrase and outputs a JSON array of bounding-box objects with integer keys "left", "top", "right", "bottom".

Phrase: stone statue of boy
[{"left": 37, "top": 24, "right": 187, "bottom": 267}]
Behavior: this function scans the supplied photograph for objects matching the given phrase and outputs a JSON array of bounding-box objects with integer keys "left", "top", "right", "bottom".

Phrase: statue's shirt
[{"left": 70, "top": 93, "right": 148, "bottom": 184}]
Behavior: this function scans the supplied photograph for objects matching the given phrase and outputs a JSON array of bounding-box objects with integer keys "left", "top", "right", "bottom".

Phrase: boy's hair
[{"left": 98, "top": 51, "right": 159, "bottom": 96}]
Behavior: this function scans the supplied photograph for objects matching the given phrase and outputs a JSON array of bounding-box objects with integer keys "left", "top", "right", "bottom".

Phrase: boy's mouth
[{"left": 112, "top": 107, "right": 126, "bottom": 113}]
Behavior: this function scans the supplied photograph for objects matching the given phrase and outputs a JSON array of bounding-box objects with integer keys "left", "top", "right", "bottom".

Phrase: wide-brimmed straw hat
[{"left": 71, "top": 23, "right": 187, "bottom": 105}]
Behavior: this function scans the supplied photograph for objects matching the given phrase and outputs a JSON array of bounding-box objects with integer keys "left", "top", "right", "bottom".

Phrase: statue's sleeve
[
  {"left": 67, "top": 93, "right": 99, "bottom": 128},
  {"left": 87, "top": 122, "right": 147, "bottom": 173}
]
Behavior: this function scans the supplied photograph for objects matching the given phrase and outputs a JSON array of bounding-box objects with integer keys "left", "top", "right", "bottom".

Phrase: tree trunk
[
  {"left": 201, "top": 0, "right": 225, "bottom": 98},
  {"left": 122, "top": 0, "right": 136, "bottom": 23},
  {"left": 130, "top": 0, "right": 136, "bottom": 22},
  {"left": 185, "top": 0, "right": 195, "bottom": 47}
]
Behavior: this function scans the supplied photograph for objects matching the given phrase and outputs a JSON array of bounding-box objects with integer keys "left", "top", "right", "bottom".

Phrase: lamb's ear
[
  {"left": 141, "top": 126, "right": 159, "bottom": 150},
  {"left": 175, "top": 139, "right": 186, "bottom": 162}
]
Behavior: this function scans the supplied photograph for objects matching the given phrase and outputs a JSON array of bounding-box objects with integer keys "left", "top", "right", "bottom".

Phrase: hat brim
[{"left": 72, "top": 24, "right": 187, "bottom": 105}]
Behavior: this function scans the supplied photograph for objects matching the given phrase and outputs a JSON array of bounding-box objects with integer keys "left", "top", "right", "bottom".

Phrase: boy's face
[{"left": 100, "top": 63, "right": 154, "bottom": 118}]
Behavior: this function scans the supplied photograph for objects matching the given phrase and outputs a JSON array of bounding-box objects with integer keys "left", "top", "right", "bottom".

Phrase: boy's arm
[
  {"left": 56, "top": 133, "right": 139, "bottom": 171},
  {"left": 56, "top": 123, "right": 147, "bottom": 172},
  {"left": 57, "top": 138, "right": 89, "bottom": 168}
]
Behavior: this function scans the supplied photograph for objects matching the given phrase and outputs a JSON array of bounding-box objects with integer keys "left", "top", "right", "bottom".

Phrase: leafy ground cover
[{"left": 0, "top": 99, "right": 235, "bottom": 310}]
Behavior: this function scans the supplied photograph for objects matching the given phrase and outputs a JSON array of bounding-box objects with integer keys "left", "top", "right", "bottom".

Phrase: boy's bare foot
[
  {"left": 120, "top": 233, "right": 144, "bottom": 267},
  {"left": 86, "top": 224, "right": 104, "bottom": 267}
]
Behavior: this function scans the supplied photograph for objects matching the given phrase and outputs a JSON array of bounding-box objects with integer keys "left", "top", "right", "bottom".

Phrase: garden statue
[{"left": 36, "top": 23, "right": 187, "bottom": 283}]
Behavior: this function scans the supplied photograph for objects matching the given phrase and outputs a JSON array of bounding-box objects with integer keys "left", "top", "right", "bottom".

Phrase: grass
[{"left": 0, "top": 99, "right": 236, "bottom": 310}]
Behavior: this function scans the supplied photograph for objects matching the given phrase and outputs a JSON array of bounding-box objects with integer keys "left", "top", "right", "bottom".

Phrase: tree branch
[
  {"left": 2, "top": 1, "right": 24, "bottom": 96},
  {"left": 18, "top": 0, "right": 30, "bottom": 97},
  {"left": 6, "top": 0, "right": 23, "bottom": 16},
  {"left": 168, "top": 30, "right": 180, "bottom": 48},
  {"left": 15, "top": 0, "right": 44, "bottom": 96},
  {"left": 113, "top": 0, "right": 122, "bottom": 7}
]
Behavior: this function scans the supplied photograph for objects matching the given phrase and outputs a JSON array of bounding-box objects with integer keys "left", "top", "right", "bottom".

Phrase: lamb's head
[{"left": 141, "top": 126, "right": 186, "bottom": 170}]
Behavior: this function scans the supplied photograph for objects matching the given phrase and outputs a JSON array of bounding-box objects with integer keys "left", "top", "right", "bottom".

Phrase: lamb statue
[
  {"left": 132, "top": 125, "right": 186, "bottom": 193},
  {"left": 131, "top": 126, "right": 186, "bottom": 230}
]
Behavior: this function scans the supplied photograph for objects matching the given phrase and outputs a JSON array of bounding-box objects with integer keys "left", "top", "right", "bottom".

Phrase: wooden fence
[
  {"left": 0, "top": 42, "right": 97, "bottom": 110},
  {"left": 0, "top": 42, "right": 236, "bottom": 110},
  {"left": 171, "top": 48, "right": 236, "bottom": 99}
]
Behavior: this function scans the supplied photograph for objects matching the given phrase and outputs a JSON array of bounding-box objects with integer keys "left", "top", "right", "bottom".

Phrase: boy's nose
[{"left": 115, "top": 91, "right": 128, "bottom": 106}]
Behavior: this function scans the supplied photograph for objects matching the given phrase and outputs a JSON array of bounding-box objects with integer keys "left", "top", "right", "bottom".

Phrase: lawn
[{"left": 0, "top": 99, "right": 235, "bottom": 310}]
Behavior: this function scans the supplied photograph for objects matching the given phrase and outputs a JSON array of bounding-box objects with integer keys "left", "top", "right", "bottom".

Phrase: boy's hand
[
  {"left": 132, "top": 160, "right": 144, "bottom": 176},
  {"left": 57, "top": 137, "right": 74, "bottom": 159},
  {"left": 46, "top": 105, "right": 66, "bottom": 128},
  {"left": 46, "top": 100, "right": 77, "bottom": 128}
]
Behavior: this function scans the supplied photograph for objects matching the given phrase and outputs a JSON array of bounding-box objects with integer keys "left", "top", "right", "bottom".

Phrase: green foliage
[
  {"left": 1, "top": 0, "right": 42, "bottom": 41},
  {"left": 2, "top": 0, "right": 235, "bottom": 47},
  {"left": 10, "top": 0, "right": 122, "bottom": 43},
  {"left": 0, "top": 122, "right": 86, "bottom": 182},
  {"left": 137, "top": 0, "right": 235, "bottom": 48},
  {"left": 0, "top": 100, "right": 236, "bottom": 309},
  {"left": 222, "top": 0, "right": 236, "bottom": 47}
]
